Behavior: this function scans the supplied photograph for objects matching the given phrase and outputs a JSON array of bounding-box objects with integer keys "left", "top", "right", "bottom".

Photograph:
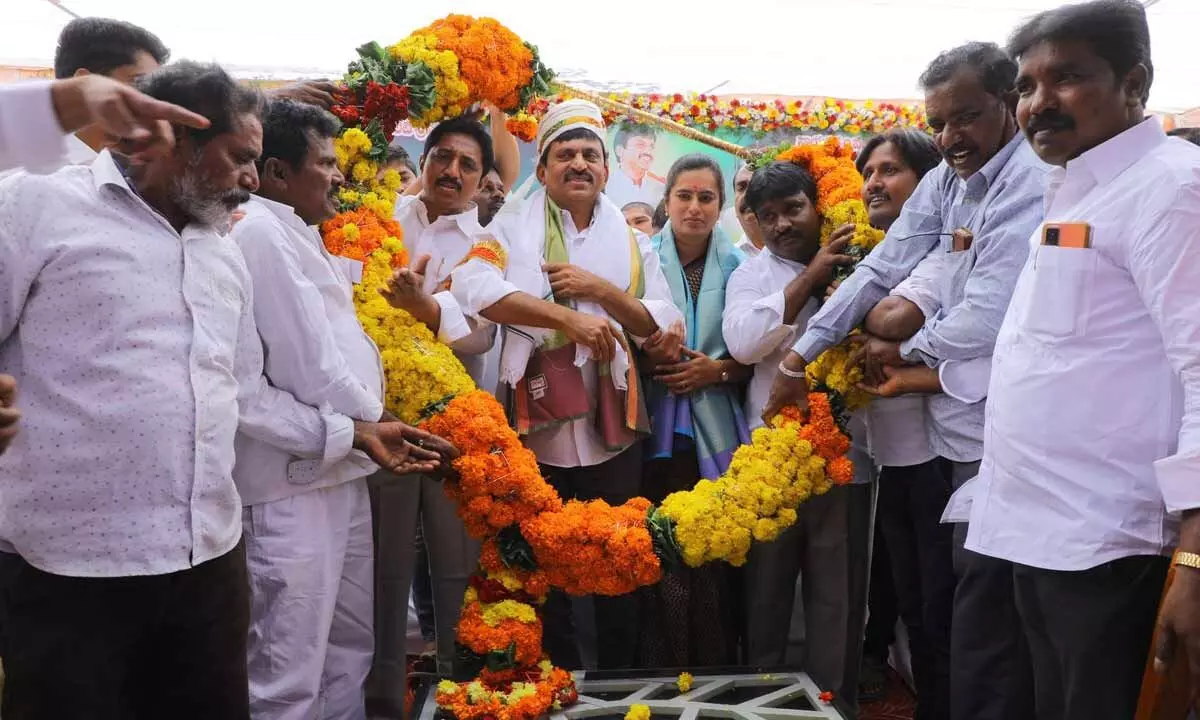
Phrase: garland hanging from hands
[{"left": 319, "top": 17, "right": 870, "bottom": 720}]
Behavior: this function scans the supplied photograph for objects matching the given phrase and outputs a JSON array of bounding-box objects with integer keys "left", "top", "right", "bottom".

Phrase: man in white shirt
[
  {"left": 767, "top": 43, "right": 1048, "bottom": 720},
  {"left": 964, "top": 3, "right": 1200, "bottom": 717},
  {"left": 491, "top": 100, "right": 684, "bottom": 670},
  {"left": 722, "top": 160, "right": 864, "bottom": 700},
  {"left": 0, "top": 61, "right": 438, "bottom": 720},
  {"left": 727, "top": 162, "right": 764, "bottom": 257},
  {"left": 51, "top": 17, "right": 171, "bottom": 167},
  {"left": 233, "top": 98, "right": 451, "bottom": 720},
  {"left": 605, "top": 122, "right": 666, "bottom": 209},
  {"left": 372, "top": 114, "right": 618, "bottom": 715}
]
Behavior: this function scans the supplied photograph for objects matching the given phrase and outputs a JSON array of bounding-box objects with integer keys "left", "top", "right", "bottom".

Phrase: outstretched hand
[{"left": 354, "top": 420, "right": 459, "bottom": 476}]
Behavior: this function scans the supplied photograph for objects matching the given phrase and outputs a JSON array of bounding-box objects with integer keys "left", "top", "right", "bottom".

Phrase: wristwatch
[{"left": 1174, "top": 551, "right": 1200, "bottom": 572}]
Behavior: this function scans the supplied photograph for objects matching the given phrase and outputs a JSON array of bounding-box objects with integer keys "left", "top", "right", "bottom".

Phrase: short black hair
[
  {"left": 54, "top": 17, "right": 169, "bottom": 79},
  {"left": 1168, "top": 127, "right": 1200, "bottom": 147},
  {"left": 856, "top": 129, "right": 942, "bottom": 181},
  {"left": 1008, "top": 0, "right": 1153, "bottom": 104},
  {"left": 385, "top": 144, "right": 418, "bottom": 175},
  {"left": 622, "top": 201, "right": 654, "bottom": 216},
  {"left": 663, "top": 153, "right": 727, "bottom": 209},
  {"left": 651, "top": 199, "right": 668, "bottom": 234},
  {"left": 258, "top": 98, "right": 340, "bottom": 172},
  {"left": 919, "top": 41, "right": 1017, "bottom": 99},
  {"left": 615, "top": 122, "right": 657, "bottom": 150},
  {"left": 137, "top": 61, "right": 265, "bottom": 146},
  {"left": 744, "top": 161, "right": 818, "bottom": 216},
  {"left": 423, "top": 116, "right": 494, "bottom": 177},
  {"left": 538, "top": 127, "right": 607, "bottom": 167}
]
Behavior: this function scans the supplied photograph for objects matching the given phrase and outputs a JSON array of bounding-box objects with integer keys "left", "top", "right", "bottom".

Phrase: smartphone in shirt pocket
[{"left": 1022, "top": 223, "right": 1097, "bottom": 340}]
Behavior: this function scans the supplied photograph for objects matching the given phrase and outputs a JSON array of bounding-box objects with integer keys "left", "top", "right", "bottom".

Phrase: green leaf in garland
[
  {"left": 646, "top": 506, "right": 683, "bottom": 574},
  {"left": 518, "top": 42, "right": 556, "bottom": 110},
  {"left": 496, "top": 525, "right": 538, "bottom": 572},
  {"left": 404, "top": 61, "right": 437, "bottom": 121}
]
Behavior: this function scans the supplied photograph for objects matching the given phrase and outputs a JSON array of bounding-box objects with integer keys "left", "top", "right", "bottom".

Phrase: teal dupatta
[{"left": 646, "top": 222, "right": 750, "bottom": 478}]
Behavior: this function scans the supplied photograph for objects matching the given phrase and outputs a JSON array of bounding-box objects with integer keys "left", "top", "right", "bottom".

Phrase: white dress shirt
[
  {"left": 966, "top": 119, "right": 1200, "bottom": 571},
  {"left": 394, "top": 196, "right": 519, "bottom": 385},
  {"left": 232, "top": 196, "right": 385, "bottom": 506},
  {"left": 723, "top": 249, "right": 820, "bottom": 432},
  {"left": 519, "top": 206, "right": 680, "bottom": 468},
  {"left": 0, "top": 82, "right": 67, "bottom": 174},
  {"left": 605, "top": 166, "right": 666, "bottom": 210},
  {"left": 0, "top": 152, "right": 344, "bottom": 577}
]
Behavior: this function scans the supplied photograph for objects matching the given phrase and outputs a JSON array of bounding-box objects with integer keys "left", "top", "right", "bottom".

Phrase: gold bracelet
[{"left": 1174, "top": 551, "right": 1200, "bottom": 571}]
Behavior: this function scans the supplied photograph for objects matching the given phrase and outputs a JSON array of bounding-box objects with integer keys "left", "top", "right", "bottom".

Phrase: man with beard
[
  {"left": 474, "top": 167, "right": 507, "bottom": 227},
  {"left": 0, "top": 62, "right": 441, "bottom": 720},
  {"left": 232, "top": 98, "right": 454, "bottom": 719},
  {"left": 966, "top": 2, "right": 1200, "bottom": 717},
  {"left": 372, "top": 114, "right": 618, "bottom": 717},
  {"left": 764, "top": 42, "right": 1048, "bottom": 720},
  {"left": 490, "top": 99, "right": 683, "bottom": 670}
]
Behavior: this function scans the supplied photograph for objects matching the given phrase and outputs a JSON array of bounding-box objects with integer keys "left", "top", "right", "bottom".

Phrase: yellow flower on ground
[
  {"left": 626, "top": 704, "right": 651, "bottom": 720},
  {"left": 677, "top": 672, "right": 693, "bottom": 692}
]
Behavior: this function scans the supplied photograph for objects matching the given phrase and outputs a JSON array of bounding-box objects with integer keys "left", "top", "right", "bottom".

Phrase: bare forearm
[
  {"left": 866, "top": 296, "right": 926, "bottom": 341},
  {"left": 720, "top": 358, "right": 753, "bottom": 384},
  {"left": 1179, "top": 510, "right": 1200, "bottom": 554},
  {"left": 782, "top": 272, "right": 819, "bottom": 325},
  {"left": 404, "top": 294, "right": 441, "bottom": 334},
  {"left": 480, "top": 291, "right": 570, "bottom": 331},
  {"left": 596, "top": 284, "right": 657, "bottom": 337},
  {"left": 896, "top": 365, "right": 942, "bottom": 394}
]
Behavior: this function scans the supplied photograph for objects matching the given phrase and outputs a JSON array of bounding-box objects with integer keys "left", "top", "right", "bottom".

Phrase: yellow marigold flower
[
  {"left": 351, "top": 160, "right": 378, "bottom": 184},
  {"left": 343, "top": 223, "right": 360, "bottom": 243},
  {"left": 626, "top": 704, "right": 651, "bottom": 720},
  {"left": 380, "top": 168, "right": 403, "bottom": 192},
  {"left": 437, "top": 680, "right": 460, "bottom": 695},
  {"left": 677, "top": 672, "right": 694, "bottom": 692},
  {"left": 479, "top": 599, "right": 538, "bottom": 627}
]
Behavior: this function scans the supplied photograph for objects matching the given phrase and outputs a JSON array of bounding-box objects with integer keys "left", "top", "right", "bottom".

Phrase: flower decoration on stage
[
  {"left": 758, "top": 137, "right": 886, "bottom": 419},
  {"left": 320, "top": 22, "right": 854, "bottom": 720},
  {"left": 517, "top": 92, "right": 928, "bottom": 138}
]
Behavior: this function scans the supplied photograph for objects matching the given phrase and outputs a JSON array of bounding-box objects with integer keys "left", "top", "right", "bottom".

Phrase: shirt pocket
[{"left": 1020, "top": 246, "right": 1097, "bottom": 340}]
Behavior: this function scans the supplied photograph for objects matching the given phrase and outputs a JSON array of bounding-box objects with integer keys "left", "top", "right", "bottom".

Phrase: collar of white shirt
[
  {"left": 405, "top": 195, "right": 484, "bottom": 235},
  {"left": 1053, "top": 117, "right": 1165, "bottom": 191},
  {"left": 253, "top": 194, "right": 317, "bottom": 236},
  {"left": 66, "top": 134, "right": 98, "bottom": 166}
]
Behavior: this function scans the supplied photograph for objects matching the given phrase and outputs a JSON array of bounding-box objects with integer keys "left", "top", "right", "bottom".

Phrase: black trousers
[
  {"left": 876, "top": 460, "right": 955, "bottom": 720},
  {"left": 947, "top": 459, "right": 1035, "bottom": 720},
  {"left": 0, "top": 542, "right": 251, "bottom": 720},
  {"left": 862, "top": 497, "right": 899, "bottom": 662},
  {"left": 540, "top": 443, "right": 643, "bottom": 670},
  {"left": 1014, "top": 555, "right": 1169, "bottom": 720}
]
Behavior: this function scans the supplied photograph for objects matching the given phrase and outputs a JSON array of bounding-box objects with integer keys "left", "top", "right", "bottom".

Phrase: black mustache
[
  {"left": 223, "top": 190, "right": 251, "bottom": 208},
  {"left": 436, "top": 176, "right": 462, "bottom": 190},
  {"left": 1026, "top": 112, "right": 1075, "bottom": 135},
  {"left": 565, "top": 171, "right": 593, "bottom": 182},
  {"left": 945, "top": 144, "right": 974, "bottom": 157}
]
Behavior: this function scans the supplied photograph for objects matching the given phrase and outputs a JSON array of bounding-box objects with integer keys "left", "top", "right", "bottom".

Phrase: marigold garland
[
  {"left": 519, "top": 92, "right": 928, "bottom": 138},
  {"left": 320, "top": 23, "right": 858, "bottom": 720}
]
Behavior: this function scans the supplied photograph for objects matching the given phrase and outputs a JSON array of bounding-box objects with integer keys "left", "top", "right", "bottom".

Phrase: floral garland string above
[
  {"left": 505, "top": 92, "right": 930, "bottom": 142},
  {"left": 319, "top": 18, "right": 863, "bottom": 720}
]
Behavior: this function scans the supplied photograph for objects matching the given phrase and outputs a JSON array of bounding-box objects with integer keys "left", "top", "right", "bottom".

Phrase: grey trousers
[
  {"left": 365, "top": 471, "right": 480, "bottom": 717},
  {"left": 745, "top": 485, "right": 855, "bottom": 699}
]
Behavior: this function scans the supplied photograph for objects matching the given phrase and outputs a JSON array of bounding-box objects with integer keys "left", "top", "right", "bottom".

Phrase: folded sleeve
[{"left": 0, "top": 82, "right": 67, "bottom": 174}]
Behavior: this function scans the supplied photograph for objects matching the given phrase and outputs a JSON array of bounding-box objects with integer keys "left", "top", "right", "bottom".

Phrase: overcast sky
[{"left": 4, "top": 0, "right": 1198, "bottom": 110}]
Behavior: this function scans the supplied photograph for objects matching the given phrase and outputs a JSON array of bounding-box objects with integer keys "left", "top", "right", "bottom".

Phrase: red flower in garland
[
  {"left": 363, "top": 81, "right": 410, "bottom": 140},
  {"left": 330, "top": 104, "right": 361, "bottom": 127}
]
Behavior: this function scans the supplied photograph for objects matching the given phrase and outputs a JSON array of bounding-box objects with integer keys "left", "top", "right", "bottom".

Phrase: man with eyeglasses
[{"left": 763, "top": 42, "right": 1048, "bottom": 720}]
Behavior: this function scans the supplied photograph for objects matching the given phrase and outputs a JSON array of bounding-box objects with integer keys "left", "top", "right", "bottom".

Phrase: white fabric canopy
[{"left": 3, "top": 0, "right": 1198, "bottom": 110}]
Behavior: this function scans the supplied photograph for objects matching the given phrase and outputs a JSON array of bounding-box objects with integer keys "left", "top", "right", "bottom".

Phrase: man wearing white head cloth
[{"left": 485, "top": 99, "right": 684, "bottom": 670}]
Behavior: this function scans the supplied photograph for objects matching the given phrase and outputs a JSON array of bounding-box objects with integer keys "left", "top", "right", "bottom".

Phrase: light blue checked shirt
[{"left": 793, "top": 133, "right": 1049, "bottom": 461}]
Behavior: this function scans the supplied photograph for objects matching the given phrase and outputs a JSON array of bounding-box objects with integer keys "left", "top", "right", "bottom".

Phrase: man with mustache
[
  {"left": 764, "top": 42, "right": 1049, "bottom": 720},
  {"left": 0, "top": 61, "right": 436, "bottom": 720},
  {"left": 606, "top": 122, "right": 666, "bottom": 209},
  {"left": 964, "top": 2, "right": 1200, "bottom": 717},
  {"left": 474, "top": 167, "right": 507, "bottom": 227},
  {"left": 230, "top": 98, "right": 454, "bottom": 719},
  {"left": 722, "top": 160, "right": 862, "bottom": 704},
  {"left": 490, "top": 99, "right": 684, "bottom": 670}
]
